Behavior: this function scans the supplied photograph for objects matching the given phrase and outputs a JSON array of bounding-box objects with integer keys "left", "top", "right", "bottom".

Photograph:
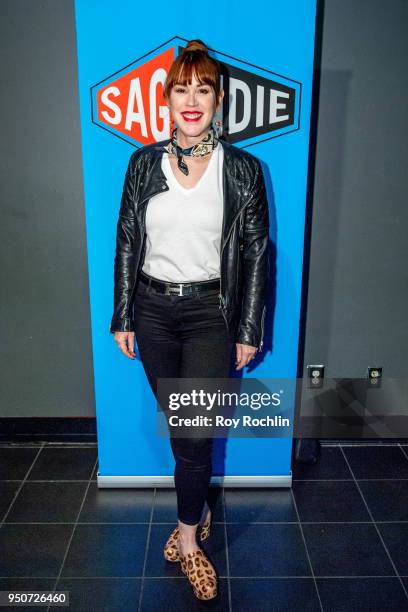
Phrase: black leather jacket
[{"left": 109, "top": 137, "right": 270, "bottom": 351}]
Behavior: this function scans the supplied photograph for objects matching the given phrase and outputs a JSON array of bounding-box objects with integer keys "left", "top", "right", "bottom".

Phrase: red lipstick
[{"left": 181, "top": 112, "right": 203, "bottom": 122}]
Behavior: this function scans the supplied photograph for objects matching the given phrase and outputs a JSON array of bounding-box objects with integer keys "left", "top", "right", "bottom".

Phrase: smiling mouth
[{"left": 181, "top": 112, "right": 203, "bottom": 122}]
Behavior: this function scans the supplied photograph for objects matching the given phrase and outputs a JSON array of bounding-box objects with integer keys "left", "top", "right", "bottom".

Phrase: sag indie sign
[{"left": 95, "top": 47, "right": 295, "bottom": 146}]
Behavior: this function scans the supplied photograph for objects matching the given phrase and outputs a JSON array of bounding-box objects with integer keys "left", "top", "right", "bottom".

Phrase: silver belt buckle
[{"left": 167, "top": 284, "right": 182, "bottom": 296}]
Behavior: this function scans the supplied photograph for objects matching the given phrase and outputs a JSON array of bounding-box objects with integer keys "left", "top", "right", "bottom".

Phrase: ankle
[
  {"left": 178, "top": 534, "right": 200, "bottom": 555},
  {"left": 178, "top": 521, "right": 198, "bottom": 545},
  {"left": 179, "top": 531, "right": 196, "bottom": 544}
]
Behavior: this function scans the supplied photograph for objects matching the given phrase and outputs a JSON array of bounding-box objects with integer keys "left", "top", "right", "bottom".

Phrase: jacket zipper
[
  {"left": 129, "top": 187, "right": 167, "bottom": 308},
  {"left": 129, "top": 218, "right": 145, "bottom": 308},
  {"left": 258, "top": 305, "right": 266, "bottom": 352},
  {"left": 218, "top": 199, "right": 251, "bottom": 332}
]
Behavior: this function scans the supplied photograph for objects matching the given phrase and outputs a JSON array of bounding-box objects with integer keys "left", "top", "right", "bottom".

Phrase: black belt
[{"left": 139, "top": 270, "right": 220, "bottom": 296}]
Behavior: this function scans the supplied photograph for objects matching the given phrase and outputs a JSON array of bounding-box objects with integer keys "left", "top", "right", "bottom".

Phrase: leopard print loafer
[
  {"left": 179, "top": 548, "right": 217, "bottom": 600},
  {"left": 163, "top": 514, "right": 211, "bottom": 562},
  {"left": 163, "top": 526, "right": 181, "bottom": 562}
]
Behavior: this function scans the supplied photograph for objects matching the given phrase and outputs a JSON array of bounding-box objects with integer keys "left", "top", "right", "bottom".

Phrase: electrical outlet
[
  {"left": 367, "top": 366, "right": 382, "bottom": 387},
  {"left": 307, "top": 364, "right": 324, "bottom": 388}
]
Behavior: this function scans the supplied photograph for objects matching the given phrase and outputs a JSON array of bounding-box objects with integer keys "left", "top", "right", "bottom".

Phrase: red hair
[{"left": 164, "top": 39, "right": 221, "bottom": 103}]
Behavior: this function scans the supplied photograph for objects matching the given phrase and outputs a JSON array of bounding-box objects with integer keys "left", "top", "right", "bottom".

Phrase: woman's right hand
[{"left": 114, "top": 331, "right": 136, "bottom": 359}]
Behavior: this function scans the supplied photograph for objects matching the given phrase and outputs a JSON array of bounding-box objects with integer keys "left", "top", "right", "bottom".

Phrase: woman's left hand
[{"left": 235, "top": 343, "right": 257, "bottom": 370}]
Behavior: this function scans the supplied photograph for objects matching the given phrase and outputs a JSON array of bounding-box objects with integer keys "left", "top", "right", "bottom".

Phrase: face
[{"left": 166, "top": 72, "right": 224, "bottom": 141}]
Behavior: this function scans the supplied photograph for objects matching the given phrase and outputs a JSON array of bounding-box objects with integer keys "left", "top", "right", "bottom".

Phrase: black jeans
[{"left": 133, "top": 273, "right": 234, "bottom": 525}]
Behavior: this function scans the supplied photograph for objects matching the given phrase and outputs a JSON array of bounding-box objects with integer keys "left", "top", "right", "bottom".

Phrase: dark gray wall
[
  {"left": 303, "top": 0, "right": 408, "bottom": 379},
  {"left": 0, "top": 0, "right": 95, "bottom": 416},
  {"left": 0, "top": 1, "right": 406, "bottom": 417}
]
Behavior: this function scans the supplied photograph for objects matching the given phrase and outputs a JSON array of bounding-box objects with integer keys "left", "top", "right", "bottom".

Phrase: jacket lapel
[{"left": 136, "top": 139, "right": 171, "bottom": 212}]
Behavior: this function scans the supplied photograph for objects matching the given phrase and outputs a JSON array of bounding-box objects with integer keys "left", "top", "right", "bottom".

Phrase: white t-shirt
[{"left": 141, "top": 142, "right": 224, "bottom": 283}]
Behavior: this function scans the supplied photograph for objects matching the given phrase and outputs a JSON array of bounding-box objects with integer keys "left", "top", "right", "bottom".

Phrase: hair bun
[{"left": 184, "top": 39, "right": 208, "bottom": 54}]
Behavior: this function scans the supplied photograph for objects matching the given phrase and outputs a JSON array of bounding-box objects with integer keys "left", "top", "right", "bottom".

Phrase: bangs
[{"left": 164, "top": 52, "right": 220, "bottom": 98}]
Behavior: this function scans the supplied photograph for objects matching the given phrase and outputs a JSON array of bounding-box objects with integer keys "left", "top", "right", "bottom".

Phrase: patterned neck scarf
[{"left": 163, "top": 124, "right": 219, "bottom": 176}]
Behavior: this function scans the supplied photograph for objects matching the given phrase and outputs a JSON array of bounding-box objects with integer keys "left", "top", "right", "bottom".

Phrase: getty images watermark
[
  {"left": 156, "top": 376, "right": 408, "bottom": 439},
  {"left": 157, "top": 378, "right": 294, "bottom": 438}
]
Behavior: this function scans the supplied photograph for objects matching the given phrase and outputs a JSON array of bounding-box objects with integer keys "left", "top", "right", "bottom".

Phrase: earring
[{"left": 213, "top": 118, "right": 223, "bottom": 138}]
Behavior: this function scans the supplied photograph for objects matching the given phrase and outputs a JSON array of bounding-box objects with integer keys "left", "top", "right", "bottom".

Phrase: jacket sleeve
[
  {"left": 235, "top": 159, "right": 270, "bottom": 351},
  {"left": 109, "top": 154, "right": 138, "bottom": 334}
]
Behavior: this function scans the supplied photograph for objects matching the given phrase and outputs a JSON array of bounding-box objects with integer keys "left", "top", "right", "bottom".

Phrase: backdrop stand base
[{"left": 97, "top": 473, "right": 292, "bottom": 487}]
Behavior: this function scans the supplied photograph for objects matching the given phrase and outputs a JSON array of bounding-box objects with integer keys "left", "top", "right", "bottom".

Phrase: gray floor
[{"left": 0, "top": 442, "right": 408, "bottom": 610}]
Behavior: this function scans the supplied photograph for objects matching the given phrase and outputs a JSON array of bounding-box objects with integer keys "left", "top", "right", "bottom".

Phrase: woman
[{"left": 110, "top": 39, "right": 270, "bottom": 601}]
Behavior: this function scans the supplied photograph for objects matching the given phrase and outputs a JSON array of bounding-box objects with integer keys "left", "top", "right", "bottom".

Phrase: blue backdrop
[{"left": 74, "top": 0, "right": 317, "bottom": 484}]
